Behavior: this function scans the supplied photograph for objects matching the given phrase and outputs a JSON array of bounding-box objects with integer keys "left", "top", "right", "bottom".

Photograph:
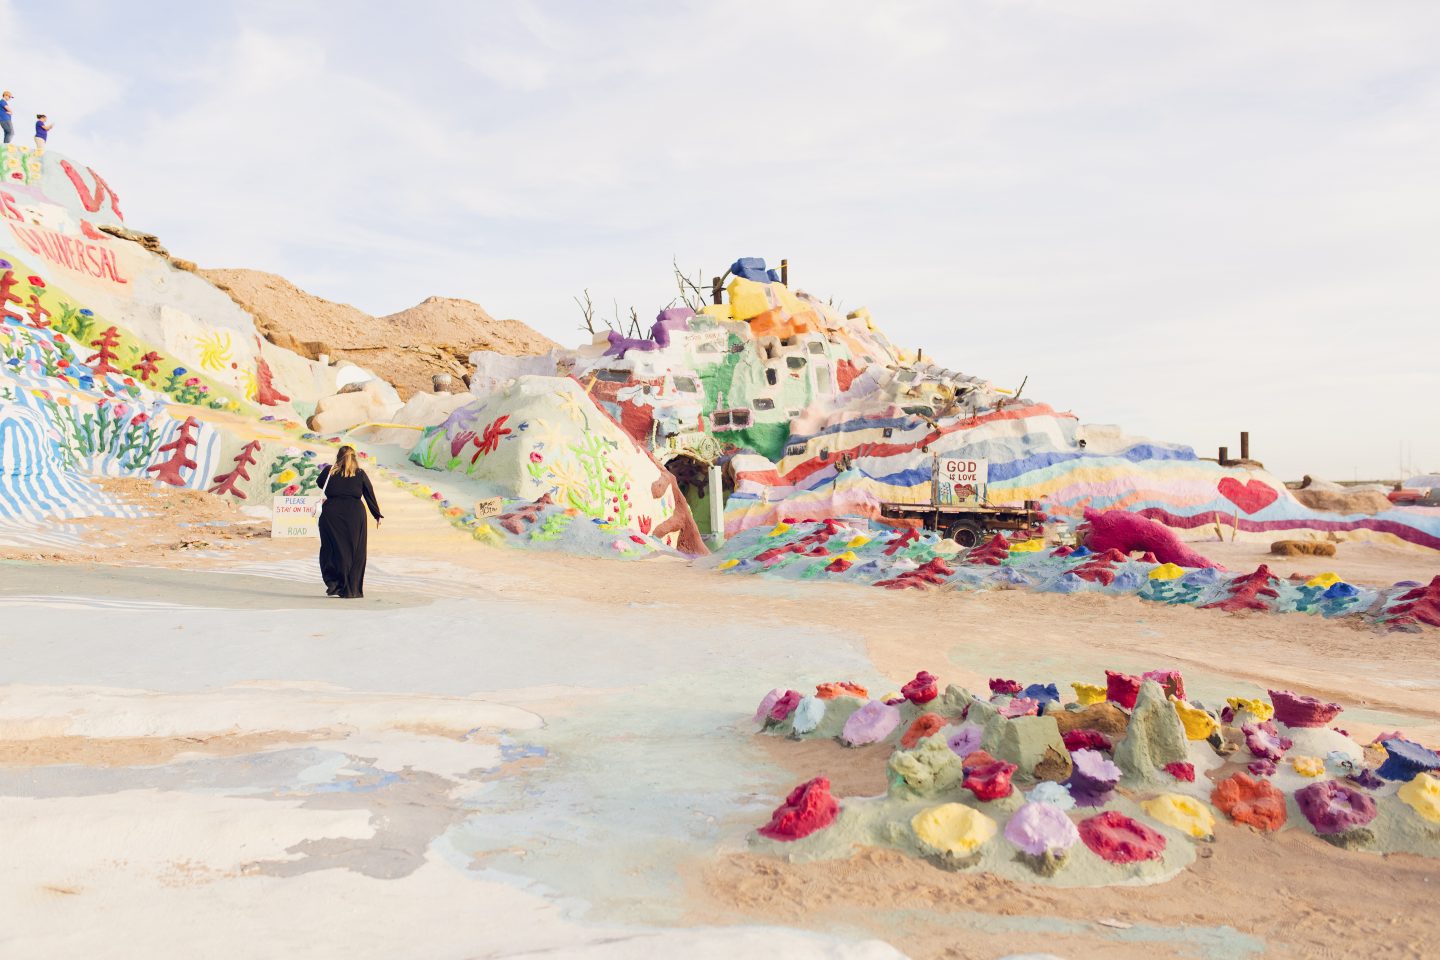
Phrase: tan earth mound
[
  {"left": 1270, "top": 539, "right": 1337, "bottom": 557},
  {"left": 200, "top": 269, "right": 559, "bottom": 398},
  {"left": 1292, "top": 486, "right": 1394, "bottom": 514}
]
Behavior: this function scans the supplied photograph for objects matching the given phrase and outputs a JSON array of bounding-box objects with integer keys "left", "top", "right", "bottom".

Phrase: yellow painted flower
[
  {"left": 1171, "top": 697, "right": 1218, "bottom": 741},
  {"left": 1072, "top": 682, "right": 1106, "bottom": 705},
  {"left": 1226, "top": 697, "right": 1274, "bottom": 721},
  {"left": 1291, "top": 756, "right": 1325, "bottom": 777},
  {"left": 276, "top": 468, "right": 297, "bottom": 484},
  {"left": 196, "top": 331, "right": 234, "bottom": 372},
  {"left": 1142, "top": 794, "right": 1215, "bottom": 838},
  {"left": 546, "top": 460, "right": 588, "bottom": 503},
  {"left": 912, "top": 803, "right": 996, "bottom": 856}
]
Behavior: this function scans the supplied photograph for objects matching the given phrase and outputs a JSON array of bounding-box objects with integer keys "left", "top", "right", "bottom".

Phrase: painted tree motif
[
  {"left": 0, "top": 270, "right": 23, "bottom": 323},
  {"left": 131, "top": 350, "right": 161, "bottom": 382},
  {"left": 210, "top": 440, "right": 262, "bottom": 499},
  {"left": 85, "top": 326, "right": 123, "bottom": 376},
  {"left": 24, "top": 294, "right": 49, "bottom": 328},
  {"left": 471, "top": 415, "right": 512, "bottom": 462},
  {"left": 146, "top": 416, "right": 201, "bottom": 486}
]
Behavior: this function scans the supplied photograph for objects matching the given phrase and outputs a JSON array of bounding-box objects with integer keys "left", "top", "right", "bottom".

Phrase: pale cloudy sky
[{"left": 6, "top": 0, "right": 1438, "bottom": 480}]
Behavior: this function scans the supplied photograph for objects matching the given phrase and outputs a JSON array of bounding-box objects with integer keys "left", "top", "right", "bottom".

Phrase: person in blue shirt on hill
[
  {"left": 34, "top": 114, "right": 51, "bottom": 153},
  {"left": 0, "top": 91, "right": 13, "bottom": 144}
]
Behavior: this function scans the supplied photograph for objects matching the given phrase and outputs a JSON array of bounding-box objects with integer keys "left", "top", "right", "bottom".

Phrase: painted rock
[
  {"left": 1348, "top": 768, "right": 1384, "bottom": 790},
  {"left": 1022, "top": 683, "right": 1061, "bottom": 706},
  {"left": 1377, "top": 738, "right": 1440, "bottom": 782},
  {"left": 758, "top": 776, "right": 839, "bottom": 841},
  {"left": 1113, "top": 681, "right": 1189, "bottom": 783},
  {"left": 1142, "top": 670, "right": 1186, "bottom": 701},
  {"left": 815, "top": 681, "right": 868, "bottom": 700},
  {"left": 963, "top": 749, "right": 999, "bottom": 771},
  {"left": 768, "top": 689, "right": 804, "bottom": 722},
  {"left": 1268, "top": 689, "right": 1343, "bottom": 728},
  {"left": 901, "top": 712, "right": 947, "bottom": 749},
  {"left": 1005, "top": 800, "right": 1081, "bottom": 856},
  {"left": 1165, "top": 762, "right": 1196, "bottom": 782},
  {"left": 989, "top": 678, "right": 1023, "bottom": 695},
  {"left": 1291, "top": 755, "right": 1326, "bottom": 778},
  {"left": 902, "top": 670, "right": 940, "bottom": 705},
  {"left": 791, "top": 696, "right": 827, "bottom": 735},
  {"left": 1027, "top": 780, "right": 1076, "bottom": 810},
  {"left": 1105, "top": 670, "right": 1143, "bottom": 709},
  {"left": 1078, "top": 811, "right": 1167, "bottom": 864},
  {"left": 911, "top": 802, "right": 997, "bottom": 857},
  {"left": 1295, "top": 780, "right": 1377, "bottom": 836},
  {"left": 1211, "top": 773, "right": 1287, "bottom": 831},
  {"left": 754, "top": 688, "right": 784, "bottom": 723},
  {"left": 1397, "top": 772, "right": 1440, "bottom": 824},
  {"left": 1053, "top": 701, "right": 1130, "bottom": 739},
  {"left": 946, "top": 723, "right": 984, "bottom": 758},
  {"left": 963, "top": 759, "right": 1018, "bottom": 801},
  {"left": 1066, "top": 748, "right": 1121, "bottom": 807},
  {"left": 1171, "top": 698, "right": 1218, "bottom": 741},
  {"left": 1071, "top": 682, "right": 1107, "bottom": 706},
  {"left": 889, "top": 737, "right": 965, "bottom": 797},
  {"left": 1062, "top": 729, "right": 1113, "bottom": 753},
  {"left": 1248, "top": 758, "right": 1278, "bottom": 776},
  {"left": 1141, "top": 793, "right": 1215, "bottom": 839},
  {"left": 1226, "top": 697, "right": 1274, "bottom": 722},
  {"left": 999, "top": 697, "right": 1040, "bottom": 719},
  {"left": 1243, "top": 720, "right": 1294, "bottom": 761},
  {"left": 840, "top": 700, "right": 902, "bottom": 746}
]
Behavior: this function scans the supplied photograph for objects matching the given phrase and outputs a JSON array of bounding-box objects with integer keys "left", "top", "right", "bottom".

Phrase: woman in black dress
[{"left": 316, "top": 445, "right": 383, "bottom": 598}]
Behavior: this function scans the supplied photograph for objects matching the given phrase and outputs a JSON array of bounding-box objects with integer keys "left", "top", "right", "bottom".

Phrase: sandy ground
[{"left": 1, "top": 481, "right": 1438, "bottom": 959}]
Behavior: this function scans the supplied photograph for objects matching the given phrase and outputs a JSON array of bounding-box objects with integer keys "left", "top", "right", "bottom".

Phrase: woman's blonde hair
[{"left": 335, "top": 445, "right": 359, "bottom": 478}]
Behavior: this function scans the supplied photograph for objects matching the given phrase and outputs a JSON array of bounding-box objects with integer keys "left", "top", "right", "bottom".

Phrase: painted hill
[{"left": 202, "top": 270, "right": 558, "bottom": 398}]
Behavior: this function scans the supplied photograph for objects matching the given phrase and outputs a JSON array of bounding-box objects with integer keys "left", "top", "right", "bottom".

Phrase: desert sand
[{"left": 2, "top": 479, "right": 1436, "bottom": 959}]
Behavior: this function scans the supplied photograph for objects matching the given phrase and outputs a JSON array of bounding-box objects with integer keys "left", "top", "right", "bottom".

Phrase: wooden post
[
  {"left": 780, "top": 259, "right": 789, "bottom": 285},
  {"left": 708, "top": 462, "right": 725, "bottom": 548},
  {"left": 1219, "top": 446, "right": 1229, "bottom": 464},
  {"left": 1240, "top": 431, "right": 1250, "bottom": 461},
  {"left": 712, "top": 277, "right": 723, "bottom": 305}
]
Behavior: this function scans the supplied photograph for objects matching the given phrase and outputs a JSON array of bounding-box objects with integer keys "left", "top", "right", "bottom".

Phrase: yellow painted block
[
  {"left": 1149, "top": 563, "right": 1186, "bottom": 580},
  {"left": 846, "top": 535, "right": 872, "bottom": 549},
  {"left": 1291, "top": 756, "right": 1325, "bottom": 778},
  {"left": 847, "top": 307, "right": 874, "bottom": 331},
  {"left": 700, "top": 303, "right": 733, "bottom": 319},
  {"left": 1009, "top": 539, "right": 1045, "bottom": 552},
  {"left": 1226, "top": 697, "right": 1274, "bottom": 721},
  {"left": 727, "top": 277, "right": 774, "bottom": 321},
  {"left": 830, "top": 551, "right": 857, "bottom": 565},
  {"left": 1141, "top": 794, "right": 1215, "bottom": 839},
  {"left": 1306, "top": 572, "right": 1342, "bottom": 588},
  {"left": 767, "top": 522, "right": 792, "bottom": 538},
  {"left": 718, "top": 558, "right": 739, "bottom": 570},
  {"left": 1171, "top": 697, "right": 1218, "bottom": 741},
  {"left": 773, "top": 283, "right": 805, "bottom": 316},
  {"left": 1397, "top": 773, "right": 1440, "bottom": 824},
  {"left": 1072, "top": 682, "right": 1106, "bottom": 705},
  {"left": 911, "top": 803, "right": 997, "bottom": 856}
]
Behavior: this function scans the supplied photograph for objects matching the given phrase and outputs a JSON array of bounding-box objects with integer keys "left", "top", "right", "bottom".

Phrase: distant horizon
[{"left": 5, "top": 0, "right": 1437, "bottom": 481}]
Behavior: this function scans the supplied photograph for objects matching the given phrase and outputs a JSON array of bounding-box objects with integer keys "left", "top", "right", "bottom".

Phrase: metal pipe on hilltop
[
  {"left": 1240, "top": 431, "right": 1250, "bottom": 461},
  {"left": 712, "top": 276, "right": 723, "bottom": 305},
  {"left": 781, "top": 259, "right": 789, "bottom": 285},
  {"left": 1219, "top": 446, "right": 1229, "bottom": 465}
]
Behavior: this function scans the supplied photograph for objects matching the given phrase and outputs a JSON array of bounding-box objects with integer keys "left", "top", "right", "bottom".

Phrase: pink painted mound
[
  {"left": 768, "top": 689, "right": 804, "bottom": 722},
  {"left": 840, "top": 700, "right": 902, "bottom": 746},
  {"left": 1243, "top": 720, "right": 1293, "bottom": 761},
  {"left": 1078, "top": 810, "right": 1167, "bottom": 864},
  {"left": 966, "top": 533, "right": 1011, "bottom": 565},
  {"left": 1295, "top": 780, "right": 1377, "bottom": 835},
  {"left": 901, "top": 712, "right": 946, "bottom": 749},
  {"left": 754, "top": 688, "right": 784, "bottom": 723},
  {"left": 1082, "top": 508, "right": 1220, "bottom": 570},
  {"left": 963, "top": 759, "right": 1018, "bottom": 801},
  {"left": 1385, "top": 575, "right": 1440, "bottom": 629},
  {"left": 1268, "top": 689, "right": 1343, "bottom": 728},
  {"left": 1142, "top": 670, "right": 1185, "bottom": 701},
  {"left": 999, "top": 697, "right": 1039, "bottom": 719},
  {"left": 1063, "top": 729, "right": 1113, "bottom": 753},
  {"left": 1211, "top": 773, "right": 1287, "bottom": 831},
  {"left": 758, "top": 776, "right": 839, "bottom": 841},
  {"left": 1105, "top": 670, "right": 1142, "bottom": 709},
  {"left": 1165, "top": 762, "right": 1196, "bottom": 782},
  {"left": 902, "top": 670, "right": 940, "bottom": 705},
  {"left": 989, "top": 678, "right": 1023, "bottom": 695}
]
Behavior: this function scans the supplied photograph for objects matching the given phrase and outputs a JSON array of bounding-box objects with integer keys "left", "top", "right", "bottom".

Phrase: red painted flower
[
  {"left": 27, "top": 276, "right": 43, "bottom": 287},
  {"left": 282, "top": 483, "right": 300, "bottom": 495},
  {"left": 52, "top": 333, "right": 65, "bottom": 342},
  {"left": 184, "top": 377, "right": 200, "bottom": 387},
  {"left": 131, "top": 412, "right": 150, "bottom": 425},
  {"left": 529, "top": 451, "right": 543, "bottom": 463}
]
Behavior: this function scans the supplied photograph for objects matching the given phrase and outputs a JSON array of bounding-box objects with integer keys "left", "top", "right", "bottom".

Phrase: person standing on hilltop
[
  {"left": 34, "top": 114, "right": 51, "bottom": 153},
  {"left": 315, "top": 445, "right": 383, "bottom": 599},
  {"left": 0, "top": 92, "right": 14, "bottom": 144}
]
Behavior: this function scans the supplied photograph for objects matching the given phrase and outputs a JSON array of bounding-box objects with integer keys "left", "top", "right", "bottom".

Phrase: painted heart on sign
[{"left": 1217, "top": 477, "right": 1279, "bottom": 514}]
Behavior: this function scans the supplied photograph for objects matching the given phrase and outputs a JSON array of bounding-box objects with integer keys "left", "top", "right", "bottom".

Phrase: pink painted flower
[
  {"left": 130, "top": 412, "right": 150, "bottom": 425},
  {"left": 282, "top": 483, "right": 300, "bottom": 495},
  {"left": 184, "top": 377, "right": 200, "bottom": 387},
  {"left": 529, "top": 451, "right": 543, "bottom": 463}
]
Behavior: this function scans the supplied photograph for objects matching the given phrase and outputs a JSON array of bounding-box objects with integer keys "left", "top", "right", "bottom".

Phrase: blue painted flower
[{"left": 79, "top": 308, "right": 94, "bottom": 317}]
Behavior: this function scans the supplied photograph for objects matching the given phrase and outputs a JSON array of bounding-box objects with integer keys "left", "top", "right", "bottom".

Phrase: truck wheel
[{"left": 949, "top": 521, "right": 984, "bottom": 548}]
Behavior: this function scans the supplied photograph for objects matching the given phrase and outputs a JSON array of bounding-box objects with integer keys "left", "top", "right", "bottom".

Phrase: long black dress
[{"left": 316, "top": 466, "right": 383, "bottom": 598}]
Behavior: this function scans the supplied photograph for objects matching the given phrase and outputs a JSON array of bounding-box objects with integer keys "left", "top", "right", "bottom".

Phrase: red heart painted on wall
[{"left": 1218, "top": 477, "right": 1279, "bottom": 514}]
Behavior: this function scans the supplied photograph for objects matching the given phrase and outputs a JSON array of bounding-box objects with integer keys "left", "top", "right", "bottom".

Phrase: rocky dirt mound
[{"left": 200, "top": 269, "right": 559, "bottom": 398}]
